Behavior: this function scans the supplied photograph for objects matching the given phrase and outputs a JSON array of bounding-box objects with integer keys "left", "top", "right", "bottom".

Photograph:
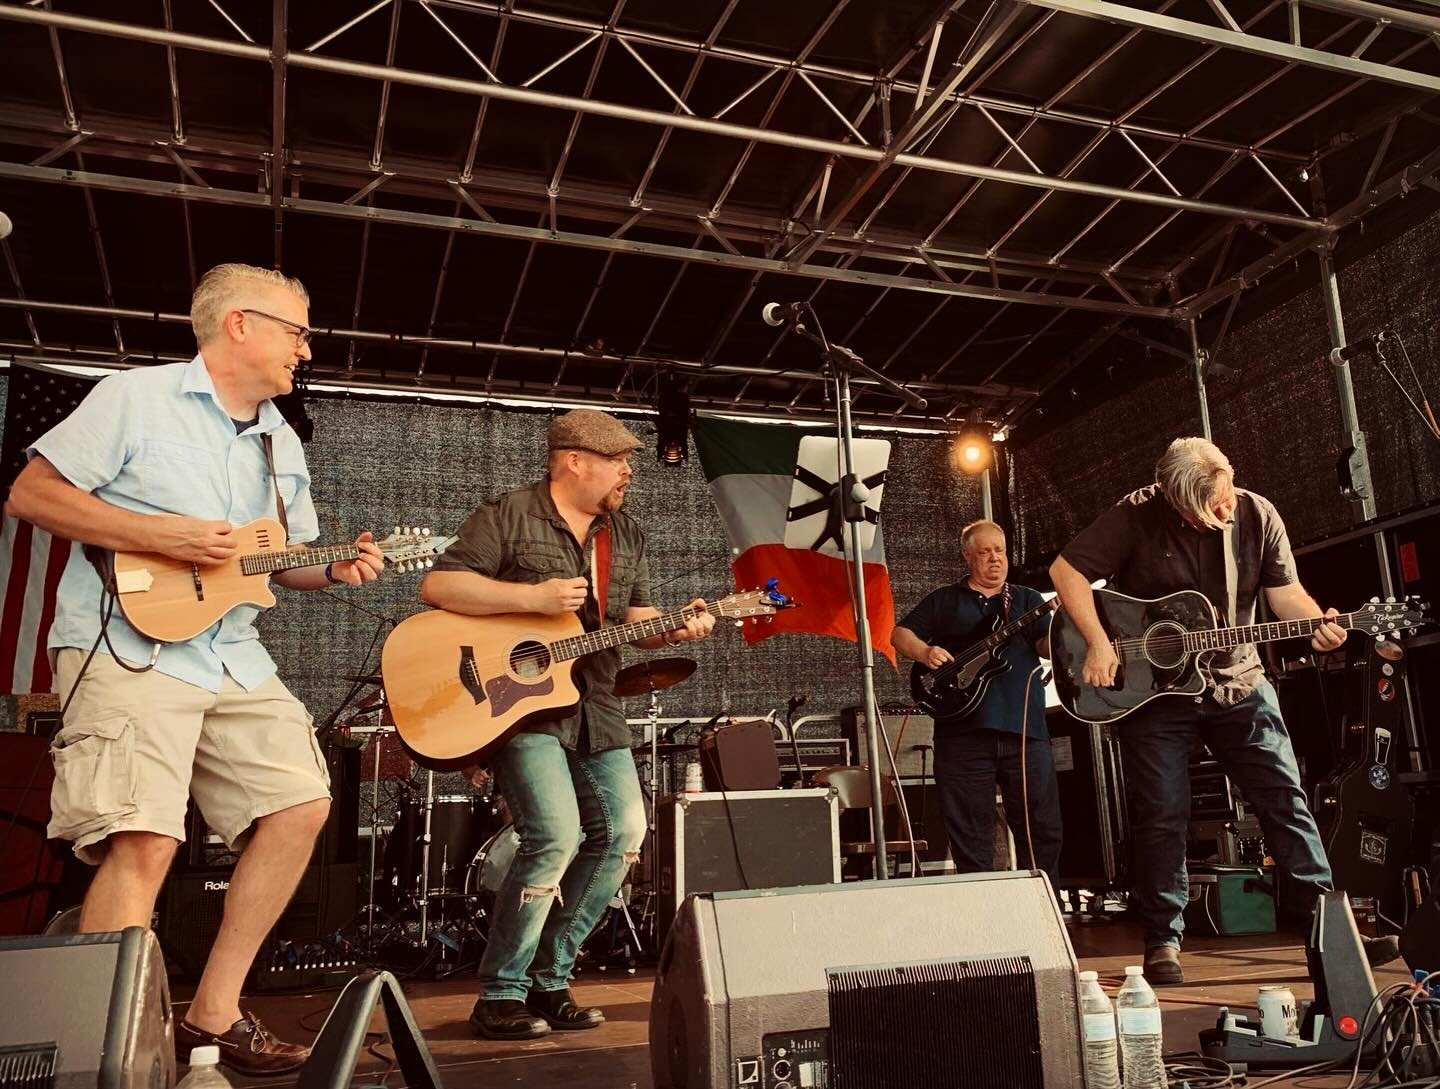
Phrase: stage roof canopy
[{"left": 0, "top": 0, "right": 1438, "bottom": 428}]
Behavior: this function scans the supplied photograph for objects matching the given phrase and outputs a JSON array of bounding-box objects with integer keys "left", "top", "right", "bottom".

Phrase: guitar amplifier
[
  {"left": 841, "top": 705, "right": 936, "bottom": 778},
  {"left": 776, "top": 738, "right": 851, "bottom": 785},
  {"left": 698, "top": 718, "right": 780, "bottom": 791}
]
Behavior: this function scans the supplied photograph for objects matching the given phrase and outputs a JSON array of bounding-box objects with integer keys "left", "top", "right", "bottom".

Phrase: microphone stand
[{"left": 784, "top": 304, "right": 928, "bottom": 877}]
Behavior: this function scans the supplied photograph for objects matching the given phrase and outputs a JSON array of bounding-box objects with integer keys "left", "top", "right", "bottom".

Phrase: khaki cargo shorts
[{"left": 49, "top": 649, "right": 332, "bottom": 865}]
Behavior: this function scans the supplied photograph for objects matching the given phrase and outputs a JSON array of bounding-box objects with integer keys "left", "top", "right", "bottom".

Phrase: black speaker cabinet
[
  {"left": 0, "top": 927, "right": 174, "bottom": 1089},
  {"left": 651, "top": 872, "right": 1083, "bottom": 1089},
  {"left": 656, "top": 789, "right": 838, "bottom": 951}
]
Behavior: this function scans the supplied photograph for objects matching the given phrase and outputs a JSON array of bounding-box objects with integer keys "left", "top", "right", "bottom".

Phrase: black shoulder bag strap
[{"left": 1221, "top": 518, "right": 1238, "bottom": 627}]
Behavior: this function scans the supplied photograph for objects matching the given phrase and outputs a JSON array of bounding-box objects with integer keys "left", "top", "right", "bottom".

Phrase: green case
[{"left": 1184, "top": 865, "right": 1277, "bottom": 936}]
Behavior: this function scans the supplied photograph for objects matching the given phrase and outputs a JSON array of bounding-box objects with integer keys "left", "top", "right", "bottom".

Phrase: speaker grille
[
  {"left": 0, "top": 1043, "right": 58, "bottom": 1089},
  {"left": 827, "top": 955, "right": 1043, "bottom": 1089}
]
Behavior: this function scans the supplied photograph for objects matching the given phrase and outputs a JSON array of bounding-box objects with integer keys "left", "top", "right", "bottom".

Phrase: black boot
[
  {"left": 469, "top": 998, "right": 550, "bottom": 1040},
  {"left": 526, "top": 987, "right": 605, "bottom": 1030}
]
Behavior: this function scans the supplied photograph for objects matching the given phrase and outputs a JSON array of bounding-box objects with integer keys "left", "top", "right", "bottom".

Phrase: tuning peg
[
  {"left": 394, "top": 525, "right": 402, "bottom": 537},
  {"left": 423, "top": 527, "right": 431, "bottom": 536},
  {"left": 734, "top": 619, "right": 744, "bottom": 628},
  {"left": 1387, "top": 596, "right": 1396, "bottom": 603},
  {"left": 424, "top": 558, "right": 434, "bottom": 568}
]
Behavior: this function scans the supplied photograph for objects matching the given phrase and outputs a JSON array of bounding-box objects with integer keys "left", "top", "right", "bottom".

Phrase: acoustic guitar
[
  {"left": 114, "top": 521, "right": 455, "bottom": 642},
  {"left": 382, "top": 584, "right": 794, "bottom": 769},
  {"left": 1050, "top": 587, "right": 1428, "bottom": 724},
  {"left": 909, "top": 597, "right": 1059, "bottom": 719}
]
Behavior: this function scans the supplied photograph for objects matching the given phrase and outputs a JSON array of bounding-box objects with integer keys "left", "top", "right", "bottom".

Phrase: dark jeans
[
  {"left": 933, "top": 727, "right": 1063, "bottom": 893},
  {"left": 1120, "top": 682, "right": 1332, "bottom": 949},
  {"left": 477, "top": 732, "right": 646, "bottom": 1000}
]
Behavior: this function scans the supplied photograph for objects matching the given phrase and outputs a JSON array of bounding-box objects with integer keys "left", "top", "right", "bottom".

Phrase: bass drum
[{"left": 463, "top": 823, "right": 521, "bottom": 939}]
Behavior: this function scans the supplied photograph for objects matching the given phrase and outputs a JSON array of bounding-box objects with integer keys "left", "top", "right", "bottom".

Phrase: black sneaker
[{"left": 469, "top": 998, "right": 550, "bottom": 1040}]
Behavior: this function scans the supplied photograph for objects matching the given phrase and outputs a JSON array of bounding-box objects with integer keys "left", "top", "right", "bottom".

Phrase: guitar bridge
[
  {"left": 458, "top": 646, "right": 486, "bottom": 706},
  {"left": 191, "top": 563, "right": 204, "bottom": 602}
]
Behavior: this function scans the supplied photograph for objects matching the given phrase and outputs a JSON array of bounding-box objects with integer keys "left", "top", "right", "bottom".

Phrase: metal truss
[{"left": 0, "top": 0, "right": 1437, "bottom": 426}]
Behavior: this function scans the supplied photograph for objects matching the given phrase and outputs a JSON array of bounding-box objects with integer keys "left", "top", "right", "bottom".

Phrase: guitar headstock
[
  {"left": 377, "top": 526, "right": 459, "bottom": 574},
  {"left": 1353, "top": 595, "right": 1431, "bottom": 641},
  {"left": 714, "top": 579, "right": 797, "bottom": 625}
]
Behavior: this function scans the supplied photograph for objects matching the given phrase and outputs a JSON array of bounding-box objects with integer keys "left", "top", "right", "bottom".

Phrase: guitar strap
[
  {"left": 260, "top": 433, "right": 289, "bottom": 539},
  {"left": 1221, "top": 519, "right": 1238, "bottom": 626},
  {"left": 590, "top": 521, "right": 612, "bottom": 625}
]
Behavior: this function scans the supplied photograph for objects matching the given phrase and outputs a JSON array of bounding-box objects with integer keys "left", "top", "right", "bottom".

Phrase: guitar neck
[
  {"left": 240, "top": 544, "right": 360, "bottom": 576},
  {"left": 1177, "top": 612, "right": 1360, "bottom": 653},
  {"left": 961, "top": 599, "right": 1058, "bottom": 664},
  {"left": 550, "top": 601, "right": 718, "bottom": 661}
]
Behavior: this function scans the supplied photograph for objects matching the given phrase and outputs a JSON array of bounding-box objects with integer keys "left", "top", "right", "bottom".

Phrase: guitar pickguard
[{"left": 483, "top": 673, "right": 554, "bottom": 716}]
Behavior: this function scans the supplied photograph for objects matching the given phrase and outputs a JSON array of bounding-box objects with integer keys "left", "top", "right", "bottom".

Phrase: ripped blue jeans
[{"left": 478, "top": 731, "right": 646, "bottom": 1000}]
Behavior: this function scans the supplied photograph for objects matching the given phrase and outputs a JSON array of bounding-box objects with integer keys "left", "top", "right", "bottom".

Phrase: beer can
[{"left": 1257, "top": 985, "right": 1299, "bottom": 1039}]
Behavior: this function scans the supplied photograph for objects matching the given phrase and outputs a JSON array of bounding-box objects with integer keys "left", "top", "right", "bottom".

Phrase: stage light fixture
[
  {"left": 953, "top": 418, "right": 994, "bottom": 474},
  {"left": 656, "top": 376, "right": 690, "bottom": 466}
]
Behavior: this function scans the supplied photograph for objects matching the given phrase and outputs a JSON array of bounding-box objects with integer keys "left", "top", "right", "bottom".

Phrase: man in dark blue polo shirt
[{"left": 892, "top": 519, "right": 1061, "bottom": 892}]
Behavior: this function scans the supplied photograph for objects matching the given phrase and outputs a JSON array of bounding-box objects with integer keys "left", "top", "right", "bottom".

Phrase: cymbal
[
  {"left": 343, "top": 672, "right": 384, "bottom": 686},
  {"left": 612, "top": 657, "right": 697, "bottom": 698}
]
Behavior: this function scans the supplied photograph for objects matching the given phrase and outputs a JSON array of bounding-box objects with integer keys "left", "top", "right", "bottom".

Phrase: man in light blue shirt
[{"left": 6, "top": 263, "right": 383, "bottom": 1075}]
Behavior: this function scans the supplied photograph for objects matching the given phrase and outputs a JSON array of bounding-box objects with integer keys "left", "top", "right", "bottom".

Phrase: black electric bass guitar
[
  {"left": 909, "top": 597, "right": 1060, "bottom": 719},
  {"left": 1051, "top": 588, "right": 1428, "bottom": 724}
]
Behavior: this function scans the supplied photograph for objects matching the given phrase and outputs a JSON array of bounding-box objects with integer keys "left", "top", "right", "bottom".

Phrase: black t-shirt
[{"left": 1060, "top": 484, "right": 1298, "bottom": 702}]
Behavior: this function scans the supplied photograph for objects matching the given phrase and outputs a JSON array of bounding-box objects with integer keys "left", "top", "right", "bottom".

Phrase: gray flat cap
[{"left": 547, "top": 408, "right": 643, "bottom": 456}]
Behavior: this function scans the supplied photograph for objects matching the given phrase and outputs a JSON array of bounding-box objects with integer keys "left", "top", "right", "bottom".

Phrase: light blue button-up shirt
[{"left": 29, "top": 355, "right": 320, "bottom": 693}]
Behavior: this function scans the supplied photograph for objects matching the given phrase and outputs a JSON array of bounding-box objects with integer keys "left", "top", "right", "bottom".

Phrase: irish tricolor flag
[{"left": 690, "top": 415, "right": 896, "bottom": 665}]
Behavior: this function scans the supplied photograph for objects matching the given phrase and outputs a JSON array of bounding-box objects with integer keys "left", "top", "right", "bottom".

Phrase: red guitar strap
[{"left": 591, "top": 521, "right": 612, "bottom": 624}]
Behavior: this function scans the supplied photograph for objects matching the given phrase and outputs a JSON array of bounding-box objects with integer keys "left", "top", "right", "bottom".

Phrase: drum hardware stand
[{"left": 416, "top": 770, "right": 437, "bottom": 947}]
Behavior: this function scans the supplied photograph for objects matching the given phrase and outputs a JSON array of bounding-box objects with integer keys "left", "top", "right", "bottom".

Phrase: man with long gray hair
[
  {"left": 6, "top": 263, "right": 384, "bottom": 1073},
  {"left": 1049, "top": 437, "right": 1399, "bottom": 984}
]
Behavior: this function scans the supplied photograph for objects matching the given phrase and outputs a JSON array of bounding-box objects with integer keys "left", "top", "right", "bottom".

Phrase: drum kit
[{"left": 335, "top": 654, "right": 702, "bottom": 975}]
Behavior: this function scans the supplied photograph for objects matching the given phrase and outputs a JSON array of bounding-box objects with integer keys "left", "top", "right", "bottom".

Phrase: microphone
[
  {"left": 0, "top": 212, "right": 11, "bottom": 241},
  {"left": 1329, "top": 330, "right": 1389, "bottom": 366},
  {"left": 761, "top": 301, "right": 807, "bottom": 327}
]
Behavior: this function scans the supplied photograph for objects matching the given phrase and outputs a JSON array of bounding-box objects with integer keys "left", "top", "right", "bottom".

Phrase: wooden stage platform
[{"left": 197, "top": 919, "right": 1415, "bottom": 1089}]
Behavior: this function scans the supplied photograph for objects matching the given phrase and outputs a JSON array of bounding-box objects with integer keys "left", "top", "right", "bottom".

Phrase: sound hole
[
  {"left": 510, "top": 640, "right": 551, "bottom": 679},
  {"left": 1141, "top": 620, "right": 1188, "bottom": 670}
]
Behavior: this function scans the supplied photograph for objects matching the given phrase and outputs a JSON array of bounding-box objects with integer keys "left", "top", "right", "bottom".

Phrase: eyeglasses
[{"left": 241, "top": 308, "right": 313, "bottom": 348}]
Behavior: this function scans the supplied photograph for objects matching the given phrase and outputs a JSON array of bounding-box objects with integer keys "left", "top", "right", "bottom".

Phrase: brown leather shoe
[
  {"left": 176, "top": 1012, "right": 309, "bottom": 1077},
  {"left": 1142, "top": 945, "right": 1184, "bottom": 986}
]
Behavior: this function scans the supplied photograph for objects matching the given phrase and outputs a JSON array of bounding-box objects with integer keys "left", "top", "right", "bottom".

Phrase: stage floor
[{"left": 199, "top": 920, "right": 1416, "bottom": 1089}]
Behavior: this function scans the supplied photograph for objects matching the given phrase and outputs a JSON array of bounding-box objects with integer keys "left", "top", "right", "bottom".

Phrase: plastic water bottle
[
  {"left": 1079, "top": 970, "right": 1121, "bottom": 1089},
  {"left": 176, "top": 1047, "right": 232, "bottom": 1089},
  {"left": 683, "top": 762, "right": 703, "bottom": 793},
  {"left": 1116, "top": 965, "right": 1165, "bottom": 1089}
]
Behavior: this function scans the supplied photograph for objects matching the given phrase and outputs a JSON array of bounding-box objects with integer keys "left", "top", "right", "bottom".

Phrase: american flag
[{"left": 0, "top": 363, "right": 98, "bottom": 695}]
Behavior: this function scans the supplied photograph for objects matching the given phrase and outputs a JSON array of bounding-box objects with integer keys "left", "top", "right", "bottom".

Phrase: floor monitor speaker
[
  {"left": 650, "top": 871, "right": 1082, "bottom": 1089},
  {"left": 0, "top": 927, "right": 173, "bottom": 1089}
]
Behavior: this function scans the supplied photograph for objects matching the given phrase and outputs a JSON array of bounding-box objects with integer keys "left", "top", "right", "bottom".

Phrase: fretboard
[
  {"left": 240, "top": 544, "right": 360, "bottom": 576},
  {"left": 550, "top": 601, "right": 718, "bottom": 661},
  {"left": 961, "top": 598, "right": 1060, "bottom": 664},
  {"left": 1177, "top": 613, "right": 1359, "bottom": 653}
]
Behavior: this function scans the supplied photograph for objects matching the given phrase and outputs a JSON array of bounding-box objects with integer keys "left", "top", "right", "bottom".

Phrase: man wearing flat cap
[{"left": 421, "top": 408, "right": 714, "bottom": 1040}]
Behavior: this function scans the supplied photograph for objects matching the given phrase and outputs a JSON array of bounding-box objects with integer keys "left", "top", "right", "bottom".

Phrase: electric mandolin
[{"left": 114, "top": 521, "right": 455, "bottom": 642}]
